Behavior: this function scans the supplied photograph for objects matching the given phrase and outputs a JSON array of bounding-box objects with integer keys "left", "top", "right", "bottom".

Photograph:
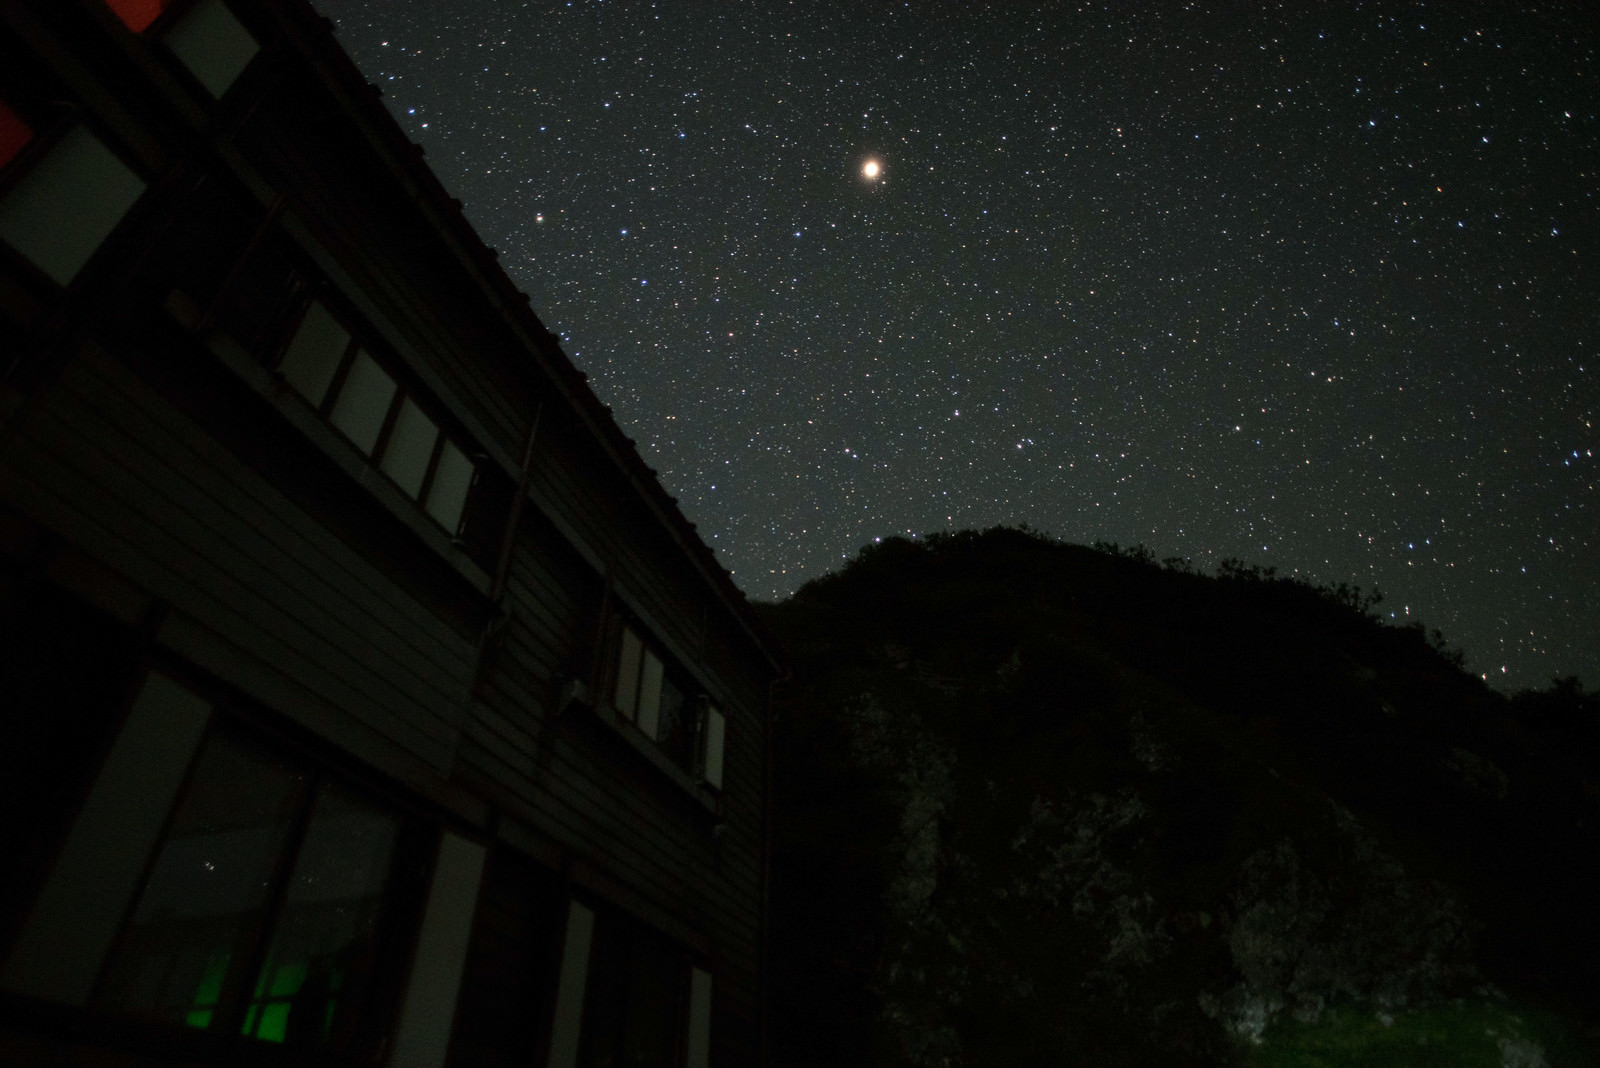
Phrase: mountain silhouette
[{"left": 760, "top": 527, "right": 1599, "bottom": 1067}]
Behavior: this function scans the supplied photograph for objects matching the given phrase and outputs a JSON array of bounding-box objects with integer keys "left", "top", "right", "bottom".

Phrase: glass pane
[
  {"left": 656, "top": 676, "right": 692, "bottom": 770},
  {"left": 277, "top": 301, "right": 348, "bottom": 407},
  {"left": 636, "top": 653, "right": 663, "bottom": 740},
  {"left": 619, "top": 934, "right": 684, "bottom": 1066},
  {"left": 0, "top": 124, "right": 144, "bottom": 286},
  {"left": 703, "top": 707, "right": 725, "bottom": 790},
  {"left": 0, "top": 98, "right": 32, "bottom": 170},
  {"left": 241, "top": 784, "right": 399, "bottom": 1048},
  {"left": 327, "top": 351, "right": 396, "bottom": 456},
  {"left": 578, "top": 913, "right": 684, "bottom": 1068},
  {"left": 547, "top": 901, "right": 594, "bottom": 1068},
  {"left": 576, "top": 914, "right": 626, "bottom": 1068},
  {"left": 613, "top": 627, "right": 642, "bottom": 721},
  {"left": 424, "top": 439, "right": 473, "bottom": 533},
  {"left": 378, "top": 397, "right": 437, "bottom": 500},
  {"left": 94, "top": 732, "right": 308, "bottom": 1028},
  {"left": 163, "top": 0, "right": 259, "bottom": 98},
  {"left": 105, "top": 0, "right": 172, "bottom": 33}
]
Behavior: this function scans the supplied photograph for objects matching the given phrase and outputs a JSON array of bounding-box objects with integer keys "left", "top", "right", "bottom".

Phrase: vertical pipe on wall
[{"left": 490, "top": 401, "right": 541, "bottom": 605}]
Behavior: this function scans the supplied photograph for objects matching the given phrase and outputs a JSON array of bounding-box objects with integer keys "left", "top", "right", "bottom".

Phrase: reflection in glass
[
  {"left": 240, "top": 785, "right": 398, "bottom": 1046},
  {"left": 656, "top": 675, "right": 693, "bottom": 770},
  {"left": 579, "top": 911, "right": 685, "bottom": 1067},
  {"left": 94, "top": 732, "right": 306, "bottom": 1027},
  {"left": 92, "top": 732, "right": 404, "bottom": 1051}
]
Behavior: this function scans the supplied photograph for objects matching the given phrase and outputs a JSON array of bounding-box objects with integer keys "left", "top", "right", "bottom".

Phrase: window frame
[
  {"left": 0, "top": 82, "right": 71, "bottom": 192},
  {"left": 104, "top": 0, "right": 261, "bottom": 103},
  {"left": 85, "top": 712, "right": 436, "bottom": 1058},
  {"left": 606, "top": 616, "right": 726, "bottom": 793},
  {"left": 551, "top": 894, "right": 708, "bottom": 1068},
  {"left": 0, "top": 91, "right": 147, "bottom": 289},
  {"left": 164, "top": 215, "right": 506, "bottom": 581},
  {"left": 269, "top": 290, "right": 481, "bottom": 539},
  {"left": 104, "top": 0, "right": 178, "bottom": 34},
  {"left": 0, "top": 95, "right": 41, "bottom": 175}
]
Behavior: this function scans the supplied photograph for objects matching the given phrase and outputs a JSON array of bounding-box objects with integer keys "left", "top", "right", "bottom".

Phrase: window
[
  {"left": 276, "top": 298, "right": 348, "bottom": 406},
  {"left": 0, "top": 97, "right": 145, "bottom": 287},
  {"left": 327, "top": 350, "right": 396, "bottom": 455},
  {"left": 700, "top": 703, "right": 726, "bottom": 792},
  {"left": 545, "top": 900, "right": 704, "bottom": 1068},
  {"left": 577, "top": 908, "right": 686, "bottom": 1067},
  {"left": 107, "top": 0, "right": 258, "bottom": 99},
  {"left": 425, "top": 439, "right": 475, "bottom": 532},
  {"left": 163, "top": 212, "right": 505, "bottom": 564},
  {"left": 105, "top": 0, "right": 173, "bottom": 33},
  {"left": 610, "top": 621, "right": 727, "bottom": 790},
  {"left": 0, "top": 96, "right": 31, "bottom": 170},
  {"left": 274, "top": 299, "right": 478, "bottom": 536},
  {"left": 380, "top": 397, "right": 438, "bottom": 499},
  {"left": 611, "top": 625, "right": 650, "bottom": 728},
  {"left": 0, "top": 581, "right": 145, "bottom": 969},
  {"left": 161, "top": 0, "right": 258, "bottom": 98},
  {"left": 446, "top": 846, "right": 566, "bottom": 1067},
  {"left": 91, "top": 727, "right": 427, "bottom": 1054}
]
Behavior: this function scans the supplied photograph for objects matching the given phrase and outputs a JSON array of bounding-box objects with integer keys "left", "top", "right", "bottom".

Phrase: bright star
[{"left": 862, "top": 159, "right": 882, "bottom": 180}]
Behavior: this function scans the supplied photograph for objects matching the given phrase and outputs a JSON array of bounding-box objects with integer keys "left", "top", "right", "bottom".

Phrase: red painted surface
[
  {"left": 105, "top": 0, "right": 171, "bottom": 33},
  {"left": 0, "top": 98, "right": 33, "bottom": 171}
]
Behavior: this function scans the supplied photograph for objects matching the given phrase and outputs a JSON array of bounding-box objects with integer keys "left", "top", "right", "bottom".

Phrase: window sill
[{"left": 585, "top": 697, "right": 719, "bottom": 817}]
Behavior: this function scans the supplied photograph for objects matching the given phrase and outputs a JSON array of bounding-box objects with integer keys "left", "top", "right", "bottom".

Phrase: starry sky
[{"left": 312, "top": 0, "right": 1596, "bottom": 693}]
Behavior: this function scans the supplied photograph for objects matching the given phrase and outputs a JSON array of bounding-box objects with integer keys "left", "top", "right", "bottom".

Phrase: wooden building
[{"left": 0, "top": 0, "right": 783, "bottom": 1064}]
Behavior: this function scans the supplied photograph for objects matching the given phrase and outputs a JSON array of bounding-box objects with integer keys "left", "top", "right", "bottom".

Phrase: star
[{"left": 316, "top": 0, "right": 1600, "bottom": 694}]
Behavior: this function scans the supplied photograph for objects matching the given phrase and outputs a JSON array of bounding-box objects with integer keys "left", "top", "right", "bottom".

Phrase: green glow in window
[
  {"left": 183, "top": 950, "right": 230, "bottom": 1030},
  {"left": 266, "top": 961, "right": 307, "bottom": 999},
  {"left": 254, "top": 1001, "right": 291, "bottom": 1043}
]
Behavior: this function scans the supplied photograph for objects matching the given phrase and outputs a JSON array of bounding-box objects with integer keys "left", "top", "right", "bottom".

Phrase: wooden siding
[
  {"left": 0, "top": 343, "right": 477, "bottom": 774},
  {"left": 0, "top": 2, "right": 781, "bottom": 1063}
]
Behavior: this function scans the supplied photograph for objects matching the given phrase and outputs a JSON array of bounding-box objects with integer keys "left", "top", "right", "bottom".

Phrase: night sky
[{"left": 312, "top": 1, "right": 1596, "bottom": 693}]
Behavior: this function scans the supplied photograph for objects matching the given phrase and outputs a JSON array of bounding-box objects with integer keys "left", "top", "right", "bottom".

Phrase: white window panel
[
  {"left": 613, "top": 627, "right": 642, "bottom": 721},
  {"left": 1, "top": 673, "right": 210, "bottom": 1005},
  {"left": 327, "top": 350, "right": 395, "bottom": 456},
  {"left": 388, "top": 833, "right": 486, "bottom": 1068},
  {"left": 703, "top": 705, "right": 726, "bottom": 790},
  {"left": 545, "top": 901, "right": 594, "bottom": 1068},
  {"left": 686, "top": 967, "right": 712, "bottom": 1068},
  {"left": 380, "top": 397, "right": 438, "bottom": 500},
  {"left": 163, "top": 0, "right": 258, "bottom": 98},
  {"left": 636, "top": 651, "right": 663, "bottom": 740},
  {"left": 277, "top": 300, "right": 348, "bottom": 406},
  {"left": 0, "top": 124, "right": 144, "bottom": 286},
  {"left": 424, "top": 439, "right": 473, "bottom": 533}
]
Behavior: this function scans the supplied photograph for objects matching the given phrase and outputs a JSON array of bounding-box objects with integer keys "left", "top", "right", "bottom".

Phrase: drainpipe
[
  {"left": 492, "top": 401, "right": 542, "bottom": 603},
  {"left": 468, "top": 403, "right": 541, "bottom": 706}
]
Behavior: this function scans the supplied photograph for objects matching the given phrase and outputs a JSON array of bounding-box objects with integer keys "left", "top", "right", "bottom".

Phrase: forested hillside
[{"left": 760, "top": 528, "right": 1599, "bottom": 1067}]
